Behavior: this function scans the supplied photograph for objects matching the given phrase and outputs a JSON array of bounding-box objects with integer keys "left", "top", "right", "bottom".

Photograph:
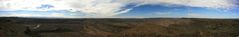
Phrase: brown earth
[{"left": 0, "top": 17, "right": 239, "bottom": 37}]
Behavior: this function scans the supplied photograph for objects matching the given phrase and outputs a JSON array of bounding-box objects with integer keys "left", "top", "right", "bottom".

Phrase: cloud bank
[
  {"left": 118, "top": 0, "right": 238, "bottom": 9},
  {"left": 0, "top": 0, "right": 238, "bottom": 17}
]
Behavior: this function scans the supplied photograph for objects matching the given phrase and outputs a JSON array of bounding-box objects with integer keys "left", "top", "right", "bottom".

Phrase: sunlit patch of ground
[{"left": 0, "top": 17, "right": 238, "bottom": 37}]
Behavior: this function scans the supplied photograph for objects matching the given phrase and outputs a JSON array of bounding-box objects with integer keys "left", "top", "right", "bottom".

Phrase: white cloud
[
  {"left": 0, "top": 13, "right": 43, "bottom": 17},
  {"left": 117, "top": 0, "right": 238, "bottom": 9},
  {"left": 0, "top": 0, "right": 238, "bottom": 18},
  {"left": 49, "top": 13, "right": 65, "bottom": 17},
  {"left": 0, "top": 12, "right": 68, "bottom": 17},
  {"left": 187, "top": 13, "right": 239, "bottom": 18},
  {"left": 0, "top": 0, "right": 135, "bottom": 17}
]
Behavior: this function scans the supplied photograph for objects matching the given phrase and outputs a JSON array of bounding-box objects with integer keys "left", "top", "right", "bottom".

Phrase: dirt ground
[{"left": 0, "top": 17, "right": 239, "bottom": 37}]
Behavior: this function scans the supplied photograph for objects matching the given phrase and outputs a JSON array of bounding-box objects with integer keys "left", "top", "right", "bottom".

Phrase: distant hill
[{"left": 0, "top": 17, "right": 239, "bottom": 37}]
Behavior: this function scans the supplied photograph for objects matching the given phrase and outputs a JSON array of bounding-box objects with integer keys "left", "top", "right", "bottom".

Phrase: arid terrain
[{"left": 0, "top": 17, "right": 239, "bottom": 37}]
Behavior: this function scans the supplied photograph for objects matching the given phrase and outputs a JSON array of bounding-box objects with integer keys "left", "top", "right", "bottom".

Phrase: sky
[{"left": 0, "top": 0, "right": 239, "bottom": 18}]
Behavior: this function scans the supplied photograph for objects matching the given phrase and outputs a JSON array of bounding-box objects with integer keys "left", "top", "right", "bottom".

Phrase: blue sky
[
  {"left": 118, "top": 4, "right": 239, "bottom": 18},
  {"left": 0, "top": 0, "right": 238, "bottom": 18},
  {"left": 118, "top": 5, "right": 188, "bottom": 18}
]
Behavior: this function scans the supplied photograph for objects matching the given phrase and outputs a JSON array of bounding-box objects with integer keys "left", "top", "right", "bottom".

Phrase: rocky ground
[{"left": 0, "top": 17, "right": 239, "bottom": 37}]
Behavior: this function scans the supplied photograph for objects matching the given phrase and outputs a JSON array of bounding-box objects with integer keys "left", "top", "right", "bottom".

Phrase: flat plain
[{"left": 0, "top": 17, "right": 239, "bottom": 37}]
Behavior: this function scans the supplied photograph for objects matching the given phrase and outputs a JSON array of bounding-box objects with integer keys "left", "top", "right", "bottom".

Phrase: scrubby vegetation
[{"left": 0, "top": 17, "right": 239, "bottom": 37}]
